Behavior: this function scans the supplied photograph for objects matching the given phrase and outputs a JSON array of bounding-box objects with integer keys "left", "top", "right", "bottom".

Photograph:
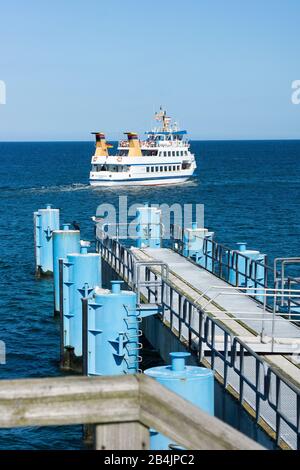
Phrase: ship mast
[{"left": 154, "top": 107, "right": 171, "bottom": 132}]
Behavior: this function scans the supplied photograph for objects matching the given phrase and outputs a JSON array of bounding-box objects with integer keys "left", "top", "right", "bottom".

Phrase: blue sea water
[{"left": 0, "top": 139, "right": 300, "bottom": 449}]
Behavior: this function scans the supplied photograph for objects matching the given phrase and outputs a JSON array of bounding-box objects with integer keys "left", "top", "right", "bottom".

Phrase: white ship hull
[{"left": 90, "top": 174, "right": 193, "bottom": 187}]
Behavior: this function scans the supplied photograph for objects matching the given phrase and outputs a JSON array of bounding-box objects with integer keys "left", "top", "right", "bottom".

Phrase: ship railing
[
  {"left": 97, "top": 233, "right": 300, "bottom": 449},
  {"left": 118, "top": 141, "right": 129, "bottom": 147}
]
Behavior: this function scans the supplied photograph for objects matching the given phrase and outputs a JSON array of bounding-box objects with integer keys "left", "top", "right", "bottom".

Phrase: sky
[{"left": 0, "top": 0, "right": 299, "bottom": 141}]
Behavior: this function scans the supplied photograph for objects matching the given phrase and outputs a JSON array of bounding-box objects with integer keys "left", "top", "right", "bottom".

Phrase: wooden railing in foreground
[{"left": 0, "top": 374, "right": 263, "bottom": 450}]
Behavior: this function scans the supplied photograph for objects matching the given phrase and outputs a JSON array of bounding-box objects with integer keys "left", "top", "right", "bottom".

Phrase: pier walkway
[
  {"left": 98, "top": 236, "right": 300, "bottom": 449},
  {"left": 138, "top": 248, "right": 300, "bottom": 347}
]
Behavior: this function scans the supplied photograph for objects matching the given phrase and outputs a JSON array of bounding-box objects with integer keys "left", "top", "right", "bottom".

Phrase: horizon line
[{"left": 0, "top": 138, "right": 300, "bottom": 143}]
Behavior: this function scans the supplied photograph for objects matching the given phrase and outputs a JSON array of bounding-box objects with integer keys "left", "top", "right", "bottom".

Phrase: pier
[
  {"left": 96, "top": 221, "right": 300, "bottom": 450},
  {"left": 28, "top": 203, "right": 300, "bottom": 450}
]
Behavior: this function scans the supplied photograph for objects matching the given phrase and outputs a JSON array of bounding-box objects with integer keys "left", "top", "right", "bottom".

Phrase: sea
[{"left": 0, "top": 139, "right": 300, "bottom": 449}]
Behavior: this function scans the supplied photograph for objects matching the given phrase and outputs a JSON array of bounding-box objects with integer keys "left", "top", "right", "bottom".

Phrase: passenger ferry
[{"left": 89, "top": 109, "right": 197, "bottom": 186}]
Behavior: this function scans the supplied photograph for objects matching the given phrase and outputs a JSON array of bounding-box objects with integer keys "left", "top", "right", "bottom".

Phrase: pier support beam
[{"left": 95, "top": 421, "right": 149, "bottom": 450}]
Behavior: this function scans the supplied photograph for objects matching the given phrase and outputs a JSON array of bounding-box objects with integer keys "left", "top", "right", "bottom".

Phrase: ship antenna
[{"left": 162, "top": 108, "right": 167, "bottom": 132}]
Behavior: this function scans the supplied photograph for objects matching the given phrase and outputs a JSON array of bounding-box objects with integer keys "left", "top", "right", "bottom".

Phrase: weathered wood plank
[
  {"left": 0, "top": 375, "right": 140, "bottom": 428},
  {"left": 95, "top": 421, "right": 149, "bottom": 450},
  {"left": 0, "top": 374, "right": 263, "bottom": 450},
  {"left": 138, "top": 375, "right": 264, "bottom": 450}
]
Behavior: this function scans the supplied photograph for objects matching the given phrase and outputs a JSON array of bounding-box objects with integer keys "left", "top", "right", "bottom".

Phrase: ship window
[
  {"left": 168, "top": 166, "right": 172, "bottom": 171},
  {"left": 160, "top": 166, "right": 163, "bottom": 171},
  {"left": 182, "top": 162, "right": 191, "bottom": 170},
  {"left": 168, "top": 151, "right": 171, "bottom": 157},
  {"left": 146, "top": 167, "right": 150, "bottom": 173},
  {"left": 177, "top": 165, "right": 180, "bottom": 170},
  {"left": 164, "top": 166, "right": 167, "bottom": 171},
  {"left": 155, "top": 166, "right": 159, "bottom": 172},
  {"left": 108, "top": 165, "right": 117, "bottom": 172},
  {"left": 173, "top": 166, "right": 176, "bottom": 171},
  {"left": 185, "top": 151, "right": 188, "bottom": 156},
  {"left": 151, "top": 167, "right": 154, "bottom": 172},
  {"left": 172, "top": 151, "right": 175, "bottom": 157},
  {"left": 176, "top": 151, "right": 179, "bottom": 156},
  {"left": 164, "top": 152, "right": 167, "bottom": 157}
]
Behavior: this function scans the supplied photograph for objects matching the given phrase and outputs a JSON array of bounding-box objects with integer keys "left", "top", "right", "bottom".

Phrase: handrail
[
  {"left": 170, "top": 224, "right": 300, "bottom": 316},
  {"left": 0, "top": 374, "right": 262, "bottom": 450},
  {"left": 97, "top": 222, "right": 165, "bottom": 241}
]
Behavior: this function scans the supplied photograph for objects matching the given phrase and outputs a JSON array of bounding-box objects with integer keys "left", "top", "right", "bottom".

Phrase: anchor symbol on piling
[
  {"left": 143, "top": 226, "right": 152, "bottom": 238},
  {"left": 78, "top": 282, "right": 94, "bottom": 298},
  {"left": 110, "top": 332, "right": 128, "bottom": 362},
  {"left": 44, "top": 226, "right": 53, "bottom": 240}
]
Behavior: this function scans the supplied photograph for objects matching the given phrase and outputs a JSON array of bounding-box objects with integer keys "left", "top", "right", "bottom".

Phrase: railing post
[
  {"left": 94, "top": 421, "right": 149, "bottom": 450},
  {"left": 59, "top": 258, "right": 64, "bottom": 367},
  {"left": 82, "top": 297, "right": 88, "bottom": 376}
]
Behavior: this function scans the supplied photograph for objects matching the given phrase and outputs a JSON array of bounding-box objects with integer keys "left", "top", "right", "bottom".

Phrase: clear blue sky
[{"left": 0, "top": 0, "right": 299, "bottom": 141}]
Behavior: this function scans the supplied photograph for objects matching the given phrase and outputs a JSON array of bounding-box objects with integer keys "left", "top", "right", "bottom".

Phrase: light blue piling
[
  {"left": 53, "top": 224, "right": 80, "bottom": 314},
  {"left": 183, "top": 222, "right": 214, "bottom": 270},
  {"left": 86, "top": 281, "right": 139, "bottom": 376},
  {"left": 34, "top": 205, "right": 60, "bottom": 275},
  {"left": 63, "top": 246, "right": 101, "bottom": 357},
  {"left": 229, "top": 243, "right": 266, "bottom": 301},
  {"left": 229, "top": 242, "right": 248, "bottom": 287},
  {"left": 136, "top": 205, "right": 161, "bottom": 248},
  {"left": 144, "top": 352, "right": 214, "bottom": 450}
]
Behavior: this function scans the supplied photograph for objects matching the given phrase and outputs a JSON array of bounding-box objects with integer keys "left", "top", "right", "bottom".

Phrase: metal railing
[
  {"left": 152, "top": 271, "right": 300, "bottom": 449},
  {"left": 170, "top": 224, "right": 300, "bottom": 316},
  {"left": 171, "top": 224, "right": 270, "bottom": 289},
  {"left": 274, "top": 258, "right": 300, "bottom": 313},
  {"left": 97, "top": 233, "right": 300, "bottom": 449},
  {"left": 96, "top": 222, "right": 164, "bottom": 244},
  {"left": 97, "top": 235, "right": 134, "bottom": 284}
]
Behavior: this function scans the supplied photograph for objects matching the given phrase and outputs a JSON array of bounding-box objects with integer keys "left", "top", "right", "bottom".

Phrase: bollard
[
  {"left": 60, "top": 246, "right": 101, "bottom": 371},
  {"left": 52, "top": 224, "right": 80, "bottom": 315},
  {"left": 183, "top": 222, "right": 214, "bottom": 270},
  {"left": 135, "top": 205, "right": 161, "bottom": 249},
  {"left": 144, "top": 352, "right": 214, "bottom": 450},
  {"left": 83, "top": 281, "right": 140, "bottom": 376},
  {"left": 34, "top": 205, "right": 60, "bottom": 276}
]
